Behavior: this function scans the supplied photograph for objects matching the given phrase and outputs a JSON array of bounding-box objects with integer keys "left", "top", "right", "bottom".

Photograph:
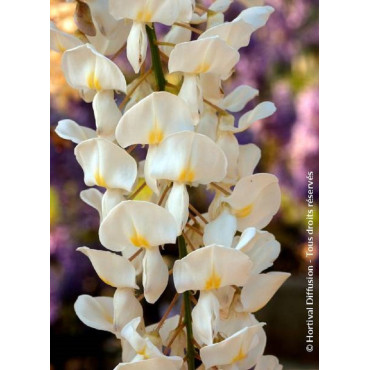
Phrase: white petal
[
  {"left": 178, "top": 73, "right": 203, "bottom": 124},
  {"left": 220, "top": 102, "right": 276, "bottom": 133},
  {"left": 200, "top": 21, "right": 254, "bottom": 50},
  {"left": 196, "top": 107, "right": 218, "bottom": 141},
  {"left": 224, "top": 174, "right": 281, "bottom": 231},
  {"left": 200, "top": 74, "right": 224, "bottom": 105},
  {"left": 192, "top": 291, "right": 220, "bottom": 346},
  {"left": 223, "top": 85, "right": 259, "bottom": 112},
  {"left": 160, "top": 25, "right": 191, "bottom": 56},
  {"left": 233, "top": 6, "right": 275, "bottom": 30},
  {"left": 109, "top": 0, "right": 181, "bottom": 25},
  {"left": 99, "top": 200, "right": 177, "bottom": 251},
  {"left": 127, "top": 21, "right": 148, "bottom": 74},
  {"left": 200, "top": 324, "right": 264, "bottom": 369},
  {"left": 93, "top": 91, "right": 122, "bottom": 141},
  {"left": 114, "top": 357, "right": 183, "bottom": 370},
  {"left": 101, "top": 189, "right": 125, "bottom": 219},
  {"left": 203, "top": 211, "right": 237, "bottom": 248},
  {"left": 74, "top": 295, "right": 114, "bottom": 333},
  {"left": 77, "top": 247, "right": 138, "bottom": 289},
  {"left": 237, "top": 143, "right": 261, "bottom": 178},
  {"left": 62, "top": 44, "right": 127, "bottom": 97},
  {"left": 209, "top": 0, "right": 233, "bottom": 13},
  {"left": 86, "top": 19, "right": 130, "bottom": 56},
  {"left": 241, "top": 272, "right": 291, "bottom": 312},
  {"left": 50, "top": 22, "right": 84, "bottom": 52},
  {"left": 216, "top": 131, "right": 239, "bottom": 184},
  {"left": 142, "top": 247, "right": 169, "bottom": 303},
  {"left": 235, "top": 229, "right": 281, "bottom": 274},
  {"left": 113, "top": 288, "right": 143, "bottom": 334},
  {"left": 148, "top": 131, "right": 227, "bottom": 185},
  {"left": 255, "top": 355, "right": 283, "bottom": 370},
  {"left": 144, "top": 146, "right": 160, "bottom": 194},
  {"left": 173, "top": 245, "right": 252, "bottom": 292},
  {"left": 168, "top": 37, "right": 240, "bottom": 78},
  {"left": 166, "top": 183, "right": 189, "bottom": 235},
  {"left": 55, "top": 119, "right": 96, "bottom": 144},
  {"left": 116, "top": 91, "right": 194, "bottom": 148},
  {"left": 75, "top": 138, "right": 137, "bottom": 190},
  {"left": 80, "top": 188, "right": 103, "bottom": 220}
]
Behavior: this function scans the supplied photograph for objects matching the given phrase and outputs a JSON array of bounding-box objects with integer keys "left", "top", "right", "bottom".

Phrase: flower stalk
[
  {"left": 178, "top": 235, "right": 196, "bottom": 370},
  {"left": 146, "top": 24, "right": 166, "bottom": 91}
]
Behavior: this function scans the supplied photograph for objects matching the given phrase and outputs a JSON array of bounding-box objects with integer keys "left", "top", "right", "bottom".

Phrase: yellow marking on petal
[
  {"left": 232, "top": 348, "right": 247, "bottom": 363},
  {"left": 204, "top": 268, "right": 222, "bottom": 290},
  {"left": 178, "top": 167, "right": 195, "bottom": 183},
  {"left": 130, "top": 229, "right": 150, "bottom": 248},
  {"left": 56, "top": 41, "right": 66, "bottom": 53},
  {"left": 87, "top": 70, "right": 101, "bottom": 91},
  {"left": 137, "top": 346, "right": 150, "bottom": 359},
  {"left": 233, "top": 203, "right": 253, "bottom": 218},
  {"left": 148, "top": 127, "right": 164, "bottom": 145},
  {"left": 136, "top": 9, "right": 153, "bottom": 22},
  {"left": 94, "top": 171, "right": 108, "bottom": 188},
  {"left": 194, "top": 62, "right": 210, "bottom": 74}
]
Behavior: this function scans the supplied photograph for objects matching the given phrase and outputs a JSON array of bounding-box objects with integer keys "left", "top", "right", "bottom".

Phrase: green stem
[
  {"left": 146, "top": 24, "right": 166, "bottom": 91},
  {"left": 178, "top": 235, "right": 195, "bottom": 370}
]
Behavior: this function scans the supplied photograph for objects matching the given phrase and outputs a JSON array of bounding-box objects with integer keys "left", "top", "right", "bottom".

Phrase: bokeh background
[{"left": 50, "top": 0, "right": 319, "bottom": 369}]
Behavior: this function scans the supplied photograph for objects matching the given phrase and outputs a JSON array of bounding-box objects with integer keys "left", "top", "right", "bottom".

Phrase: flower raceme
[{"left": 52, "top": 1, "right": 290, "bottom": 368}]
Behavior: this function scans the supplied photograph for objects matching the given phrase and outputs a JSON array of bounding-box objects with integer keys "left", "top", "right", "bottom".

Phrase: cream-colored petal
[
  {"left": 235, "top": 228, "right": 281, "bottom": 274},
  {"left": 224, "top": 174, "right": 281, "bottom": 231},
  {"left": 77, "top": 247, "right": 138, "bottom": 289},
  {"left": 116, "top": 91, "right": 194, "bottom": 148},
  {"left": 114, "top": 357, "right": 183, "bottom": 370},
  {"left": 200, "top": 323, "right": 264, "bottom": 369},
  {"left": 166, "top": 182, "right": 189, "bottom": 235},
  {"left": 237, "top": 143, "right": 261, "bottom": 178},
  {"left": 195, "top": 107, "right": 218, "bottom": 141},
  {"left": 200, "top": 21, "right": 254, "bottom": 50},
  {"left": 160, "top": 25, "right": 191, "bottom": 56},
  {"left": 168, "top": 37, "right": 240, "bottom": 78},
  {"left": 200, "top": 74, "right": 224, "bottom": 105},
  {"left": 148, "top": 131, "right": 227, "bottom": 185},
  {"left": 209, "top": 0, "right": 233, "bottom": 13},
  {"left": 173, "top": 245, "right": 252, "bottom": 292},
  {"left": 220, "top": 102, "right": 276, "bottom": 133},
  {"left": 50, "top": 21, "right": 84, "bottom": 52},
  {"left": 99, "top": 200, "right": 177, "bottom": 251},
  {"left": 101, "top": 189, "right": 125, "bottom": 219},
  {"left": 55, "top": 119, "right": 96, "bottom": 144},
  {"left": 203, "top": 211, "right": 237, "bottom": 248},
  {"left": 142, "top": 247, "right": 169, "bottom": 303},
  {"left": 62, "top": 44, "right": 127, "bottom": 97},
  {"left": 178, "top": 73, "right": 203, "bottom": 124},
  {"left": 113, "top": 288, "right": 143, "bottom": 334},
  {"left": 93, "top": 91, "right": 122, "bottom": 141},
  {"left": 241, "top": 272, "right": 290, "bottom": 312},
  {"left": 144, "top": 146, "right": 160, "bottom": 195},
  {"left": 75, "top": 138, "right": 137, "bottom": 190},
  {"left": 74, "top": 295, "right": 114, "bottom": 333},
  {"left": 233, "top": 6, "right": 275, "bottom": 30},
  {"left": 126, "top": 21, "right": 148, "bottom": 74},
  {"left": 223, "top": 85, "right": 259, "bottom": 112},
  {"left": 80, "top": 188, "right": 103, "bottom": 220},
  {"left": 216, "top": 131, "right": 239, "bottom": 184},
  {"left": 255, "top": 355, "right": 283, "bottom": 370},
  {"left": 109, "top": 0, "right": 181, "bottom": 25},
  {"left": 192, "top": 291, "right": 220, "bottom": 346}
]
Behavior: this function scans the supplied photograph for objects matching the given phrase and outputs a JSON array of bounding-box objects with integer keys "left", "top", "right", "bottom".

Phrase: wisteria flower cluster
[{"left": 51, "top": 1, "right": 290, "bottom": 369}]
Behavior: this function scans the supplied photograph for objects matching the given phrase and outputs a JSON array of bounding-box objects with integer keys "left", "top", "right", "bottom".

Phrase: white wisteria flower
[
  {"left": 99, "top": 200, "right": 177, "bottom": 303},
  {"left": 52, "top": 1, "right": 292, "bottom": 368}
]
